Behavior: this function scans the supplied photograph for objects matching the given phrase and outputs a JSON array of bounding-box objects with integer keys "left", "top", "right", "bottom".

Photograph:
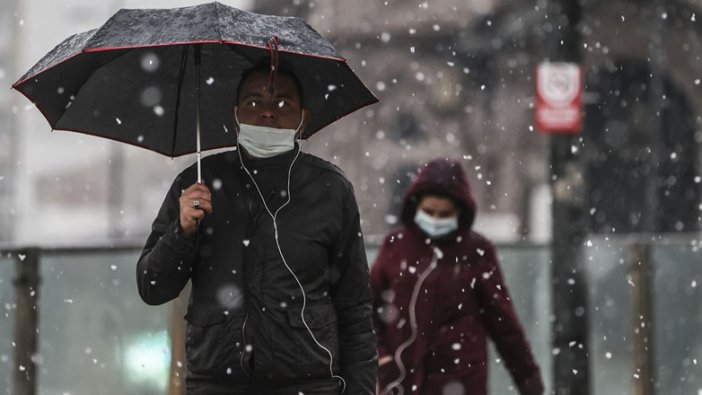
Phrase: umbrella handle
[
  {"left": 196, "top": 121, "right": 202, "bottom": 182},
  {"left": 197, "top": 154, "right": 202, "bottom": 182}
]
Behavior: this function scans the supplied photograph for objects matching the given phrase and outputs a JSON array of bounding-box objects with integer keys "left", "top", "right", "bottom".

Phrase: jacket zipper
[
  {"left": 381, "top": 246, "right": 442, "bottom": 395},
  {"left": 239, "top": 311, "right": 251, "bottom": 378}
]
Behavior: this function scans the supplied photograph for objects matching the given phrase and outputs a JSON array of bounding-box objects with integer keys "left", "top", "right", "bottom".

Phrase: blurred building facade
[
  {"left": 0, "top": 0, "right": 700, "bottom": 245},
  {"left": 0, "top": 0, "right": 18, "bottom": 242},
  {"left": 257, "top": 0, "right": 702, "bottom": 242}
]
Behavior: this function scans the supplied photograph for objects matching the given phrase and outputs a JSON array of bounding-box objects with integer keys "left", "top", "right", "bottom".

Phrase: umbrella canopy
[{"left": 13, "top": 1, "right": 377, "bottom": 157}]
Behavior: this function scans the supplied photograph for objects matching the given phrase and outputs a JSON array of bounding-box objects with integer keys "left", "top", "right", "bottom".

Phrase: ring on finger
[{"left": 193, "top": 199, "right": 201, "bottom": 209}]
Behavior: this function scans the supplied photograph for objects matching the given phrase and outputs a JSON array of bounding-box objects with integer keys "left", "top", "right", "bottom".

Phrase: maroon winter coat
[{"left": 370, "top": 158, "right": 544, "bottom": 395}]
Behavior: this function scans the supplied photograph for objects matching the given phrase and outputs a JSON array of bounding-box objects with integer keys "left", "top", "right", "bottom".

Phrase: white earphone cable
[
  {"left": 380, "top": 247, "right": 441, "bottom": 395},
  {"left": 235, "top": 111, "right": 347, "bottom": 392}
]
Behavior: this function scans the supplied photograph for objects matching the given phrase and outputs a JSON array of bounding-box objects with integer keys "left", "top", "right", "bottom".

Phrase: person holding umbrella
[
  {"left": 136, "top": 59, "right": 377, "bottom": 394},
  {"left": 370, "top": 158, "right": 544, "bottom": 395},
  {"left": 13, "top": 4, "right": 378, "bottom": 394}
]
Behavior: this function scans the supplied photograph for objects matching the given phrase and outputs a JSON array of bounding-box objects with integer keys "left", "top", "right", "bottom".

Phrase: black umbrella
[{"left": 13, "top": 2, "right": 377, "bottom": 179}]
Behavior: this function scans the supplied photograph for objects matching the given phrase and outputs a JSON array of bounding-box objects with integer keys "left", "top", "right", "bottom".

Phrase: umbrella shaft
[
  {"left": 196, "top": 117, "right": 201, "bottom": 182},
  {"left": 195, "top": 44, "right": 202, "bottom": 183}
]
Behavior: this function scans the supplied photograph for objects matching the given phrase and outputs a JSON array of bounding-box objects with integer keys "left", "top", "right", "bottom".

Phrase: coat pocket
[
  {"left": 286, "top": 303, "right": 339, "bottom": 373},
  {"left": 184, "top": 306, "right": 230, "bottom": 375}
]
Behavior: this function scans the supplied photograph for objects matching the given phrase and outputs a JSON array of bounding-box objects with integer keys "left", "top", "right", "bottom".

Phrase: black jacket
[{"left": 137, "top": 149, "right": 377, "bottom": 394}]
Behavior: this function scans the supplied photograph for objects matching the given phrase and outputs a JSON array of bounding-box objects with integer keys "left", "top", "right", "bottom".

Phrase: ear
[
  {"left": 299, "top": 109, "right": 311, "bottom": 138},
  {"left": 232, "top": 106, "right": 240, "bottom": 132}
]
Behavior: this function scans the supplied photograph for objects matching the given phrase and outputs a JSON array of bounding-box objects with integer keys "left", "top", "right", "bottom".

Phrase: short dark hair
[{"left": 236, "top": 58, "right": 304, "bottom": 108}]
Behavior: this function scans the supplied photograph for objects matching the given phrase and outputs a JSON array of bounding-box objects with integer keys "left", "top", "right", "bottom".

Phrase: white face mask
[
  {"left": 414, "top": 209, "right": 459, "bottom": 238},
  {"left": 234, "top": 109, "right": 303, "bottom": 158}
]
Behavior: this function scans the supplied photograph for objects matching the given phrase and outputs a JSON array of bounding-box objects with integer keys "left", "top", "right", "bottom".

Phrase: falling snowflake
[{"left": 141, "top": 52, "right": 161, "bottom": 72}]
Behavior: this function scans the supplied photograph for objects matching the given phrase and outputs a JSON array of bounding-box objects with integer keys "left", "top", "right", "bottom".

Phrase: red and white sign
[{"left": 535, "top": 62, "right": 582, "bottom": 133}]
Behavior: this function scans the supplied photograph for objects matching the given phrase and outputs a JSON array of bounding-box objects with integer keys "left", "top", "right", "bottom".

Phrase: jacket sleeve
[
  {"left": 476, "top": 242, "right": 545, "bottom": 395},
  {"left": 369, "top": 236, "right": 392, "bottom": 360},
  {"left": 136, "top": 173, "right": 199, "bottom": 306},
  {"left": 329, "top": 184, "right": 378, "bottom": 395}
]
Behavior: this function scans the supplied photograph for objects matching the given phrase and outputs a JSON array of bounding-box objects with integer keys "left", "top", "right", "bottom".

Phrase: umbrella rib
[
  {"left": 213, "top": 2, "right": 223, "bottom": 40},
  {"left": 170, "top": 46, "right": 190, "bottom": 157}
]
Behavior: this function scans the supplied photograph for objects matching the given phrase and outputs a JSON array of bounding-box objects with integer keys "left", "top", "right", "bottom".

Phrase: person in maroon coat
[{"left": 370, "top": 158, "right": 544, "bottom": 395}]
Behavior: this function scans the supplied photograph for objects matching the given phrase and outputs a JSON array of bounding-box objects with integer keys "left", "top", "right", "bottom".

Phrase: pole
[
  {"left": 108, "top": 143, "right": 125, "bottom": 239},
  {"left": 107, "top": 0, "right": 125, "bottom": 241},
  {"left": 2, "top": 0, "right": 21, "bottom": 243},
  {"left": 547, "top": 1, "right": 590, "bottom": 394},
  {"left": 12, "top": 249, "right": 41, "bottom": 395},
  {"left": 629, "top": 2, "right": 665, "bottom": 393},
  {"left": 628, "top": 243, "right": 655, "bottom": 395}
]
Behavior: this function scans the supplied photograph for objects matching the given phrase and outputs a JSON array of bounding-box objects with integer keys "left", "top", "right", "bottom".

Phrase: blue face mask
[
  {"left": 234, "top": 108, "right": 303, "bottom": 158},
  {"left": 414, "top": 209, "right": 459, "bottom": 238},
  {"left": 237, "top": 123, "right": 297, "bottom": 158}
]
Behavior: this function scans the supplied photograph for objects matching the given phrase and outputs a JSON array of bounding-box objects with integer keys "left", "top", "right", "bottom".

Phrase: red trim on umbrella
[{"left": 266, "top": 36, "right": 280, "bottom": 94}]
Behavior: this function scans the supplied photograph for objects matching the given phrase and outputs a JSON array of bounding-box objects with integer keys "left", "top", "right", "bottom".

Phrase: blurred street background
[{"left": 0, "top": 0, "right": 701, "bottom": 394}]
